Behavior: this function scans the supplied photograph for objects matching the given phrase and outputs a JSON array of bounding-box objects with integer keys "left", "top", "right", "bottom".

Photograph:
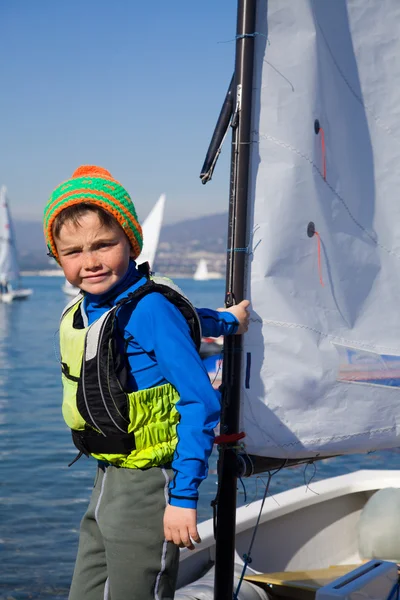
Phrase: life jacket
[{"left": 59, "top": 274, "right": 202, "bottom": 468}]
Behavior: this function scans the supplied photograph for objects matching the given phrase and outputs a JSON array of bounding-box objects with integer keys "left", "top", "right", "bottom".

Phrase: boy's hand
[
  {"left": 217, "top": 299, "right": 250, "bottom": 335},
  {"left": 164, "top": 504, "right": 201, "bottom": 550}
]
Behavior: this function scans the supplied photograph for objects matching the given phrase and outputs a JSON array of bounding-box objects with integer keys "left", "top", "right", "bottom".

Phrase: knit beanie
[{"left": 43, "top": 165, "right": 143, "bottom": 262}]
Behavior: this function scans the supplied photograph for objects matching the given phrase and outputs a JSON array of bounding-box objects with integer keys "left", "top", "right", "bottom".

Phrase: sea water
[{"left": 1, "top": 276, "right": 399, "bottom": 599}]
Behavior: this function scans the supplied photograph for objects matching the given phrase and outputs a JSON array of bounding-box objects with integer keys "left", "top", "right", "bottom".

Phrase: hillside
[{"left": 14, "top": 212, "right": 229, "bottom": 273}]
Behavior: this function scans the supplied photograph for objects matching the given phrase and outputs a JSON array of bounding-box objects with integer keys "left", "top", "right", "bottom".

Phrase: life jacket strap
[{"left": 72, "top": 429, "right": 136, "bottom": 456}]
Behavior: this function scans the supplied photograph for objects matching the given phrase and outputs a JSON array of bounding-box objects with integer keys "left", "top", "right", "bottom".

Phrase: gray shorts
[{"left": 68, "top": 464, "right": 179, "bottom": 600}]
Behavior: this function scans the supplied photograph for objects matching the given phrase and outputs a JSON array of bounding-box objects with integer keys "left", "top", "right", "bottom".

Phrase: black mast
[{"left": 213, "top": 1, "right": 257, "bottom": 599}]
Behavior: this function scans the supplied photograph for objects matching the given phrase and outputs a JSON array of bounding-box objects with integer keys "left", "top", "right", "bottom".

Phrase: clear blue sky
[{"left": 0, "top": 0, "right": 237, "bottom": 224}]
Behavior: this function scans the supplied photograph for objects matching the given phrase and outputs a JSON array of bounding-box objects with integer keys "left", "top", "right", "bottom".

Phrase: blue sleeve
[
  {"left": 197, "top": 308, "right": 238, "bottom": 338},
  {"left": 128, "top": 293, "right": 221, "bottom": 509}
]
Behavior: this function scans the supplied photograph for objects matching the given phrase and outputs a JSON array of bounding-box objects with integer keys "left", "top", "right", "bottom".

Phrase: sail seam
[
  {"left": 242, "top": 384, "right": 396, "bottom": 447},
  {"left": 256, "top": 132, "right": 400, "bottom": 260},
  {"left": 312, "top": 2, "right": 396, "bottom": 140},
  {"left": 267, "top": 425, "right": 396, "bottom": 447},
  {"left": 252, "top": 318, "right": 400, "bottom": 355}
]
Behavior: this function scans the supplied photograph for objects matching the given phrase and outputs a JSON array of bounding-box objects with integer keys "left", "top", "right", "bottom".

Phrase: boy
[{"left": 43, "top": 165, "right": 249, "bottom": 600}]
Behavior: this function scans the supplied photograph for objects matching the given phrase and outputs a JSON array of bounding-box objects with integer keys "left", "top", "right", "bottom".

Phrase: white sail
[
  {"left": 193, "top": 259, "right": 209, "bottom": 281},
  {"left": 241, "top": 0, "right": 400, "bottom": 458},
  {"left": 0, "top": 186, "right": 32, "bottom": 302},
  {"left": 0, "top": 186, "right": 20, "bottom": 284},
  {"left": 137, "top": 194, "right": 166, "bottom": 269}
]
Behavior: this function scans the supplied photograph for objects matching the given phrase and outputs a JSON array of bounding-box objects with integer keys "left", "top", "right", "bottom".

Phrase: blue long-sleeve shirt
[{"left": 83, "top": 261, "right": 238, "bottom": 508}]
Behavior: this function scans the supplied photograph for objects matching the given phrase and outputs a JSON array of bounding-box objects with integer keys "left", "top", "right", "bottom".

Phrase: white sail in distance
[
  {"left": 0, "top": 186, "right": 20, "bottom": 284},
  {"left": 241, "top": 0, "right": 400, "bottom": 459},
  {"left": 137, "top": 194, "right": 166, "bottom": 269},
  {"left": 193, "top": 259, "right": 209, "bottom": 281}
]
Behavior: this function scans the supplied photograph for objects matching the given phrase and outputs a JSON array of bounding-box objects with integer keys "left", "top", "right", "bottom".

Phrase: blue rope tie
[
  {"left": 218, "top": 32, "right": 269, "bottom": 44},
  {"left": 236, "top": 32, "right": 268, "bottom": 40}
]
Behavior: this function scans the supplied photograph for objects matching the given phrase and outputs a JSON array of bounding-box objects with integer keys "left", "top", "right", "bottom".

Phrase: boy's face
[{"left": 54, "top": 211, "right": 134, "bottom": 295}]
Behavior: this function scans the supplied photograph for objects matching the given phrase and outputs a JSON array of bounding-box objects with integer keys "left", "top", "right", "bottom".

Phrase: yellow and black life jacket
[{"left": 59, "top": 277, "right": 201, "bottom": 468}]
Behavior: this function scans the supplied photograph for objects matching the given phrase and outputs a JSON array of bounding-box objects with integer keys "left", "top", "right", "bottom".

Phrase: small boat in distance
[
  {"left": 62, "top": 279, "right": 80, "bottom": 297},
  {"left": 0, "top": 186, "right": 32, "bottom": 303},
  {"left": 193, "top": 258, "right": 222, "bottom": 281}
]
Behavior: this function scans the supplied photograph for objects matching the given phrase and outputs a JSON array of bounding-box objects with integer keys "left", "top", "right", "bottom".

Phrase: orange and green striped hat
[{"left": 43, "top": 165, "right": 143, "bottom": 262}]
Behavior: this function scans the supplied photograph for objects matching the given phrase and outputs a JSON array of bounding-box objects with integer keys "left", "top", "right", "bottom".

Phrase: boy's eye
[{"left": 96, "top": 242, "right": 114, "bottom": 250}]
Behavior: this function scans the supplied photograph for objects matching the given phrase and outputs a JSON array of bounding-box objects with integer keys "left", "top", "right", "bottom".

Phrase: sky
[{"left": 0, "top": 0, "right": 237, "bottom": 224}]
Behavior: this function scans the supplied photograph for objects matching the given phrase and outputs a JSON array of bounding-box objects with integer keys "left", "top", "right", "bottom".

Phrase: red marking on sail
[{"left": 314, "top": 231, "right": 324, "bottom": 287}]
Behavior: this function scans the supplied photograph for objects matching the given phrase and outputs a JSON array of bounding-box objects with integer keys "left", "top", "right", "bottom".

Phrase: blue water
[{"left": 1, "top": 276, "right": 399, "bottom": 599}]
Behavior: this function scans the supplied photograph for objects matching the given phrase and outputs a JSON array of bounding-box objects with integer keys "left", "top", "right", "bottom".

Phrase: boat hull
[
  {"left": 1, "top": 289, "right": 33, "bottom": 303},
  {"left": 176, "top": 470, "right": 400, "bottom": 596}
]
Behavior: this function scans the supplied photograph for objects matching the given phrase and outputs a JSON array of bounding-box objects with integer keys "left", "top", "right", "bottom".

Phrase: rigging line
[
  {"left": 303, "top": 461, "right": 320, "bottom": 496},
  {"left": 246, "top": 474, "right": 281, "bottom": 508},
  {"left": 314, "top": 231, "right": 325, "bottom": 287},
  {"left": 263, "top": 59, "right": 295, "bottom": 92},
  {"left": 238, "top": 476, "right": 247, "bottom": 504},
  {"left": 233, "top": 472, "right": 272, "bottom": 600},
  {"left": 227, "top": 225, "right": 261, "bottom": 255},
  {"left": 247, "top": 475, "right": 261, "bottom": 506},
  {"left": 255, "top": 475, "right": 281, "bottom": 507},
  {"left": 257, "top": 132, "right": 400, "bottom": 261},
  {"left": 233, "top": 462, "right": 288, "bottom": 600},
  {"left": 210, "top": 352, "right": 223, "bottom": 387}
]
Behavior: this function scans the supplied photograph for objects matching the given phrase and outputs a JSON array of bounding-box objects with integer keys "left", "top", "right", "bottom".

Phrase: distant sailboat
[
  {"left": 193, "top": 258, "right": 208, "bottom": 281},
  {"left": 62, "top": 279, "right": 80, "bottom": 297},
  {"left": 193, "top": 258, "right": 222, "bottom": 281},
  {"left": 136, "top": 193, "right": 166, "bottom": 270},
  {"left": 0, "top": 186, "right": 32, "bottom": 303},
  {"left": 62, "top": 194, "right": 166, "bottom": 295}
]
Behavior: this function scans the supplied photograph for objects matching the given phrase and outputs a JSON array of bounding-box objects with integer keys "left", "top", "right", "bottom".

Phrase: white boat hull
[
  {"left": 62, "top": 283, "right": 80, "bottom": 297},
  {"left": 177, "top": 470, "right": 400, "bottom": 598},
  {"left": 1, "top": 288, "right": 33, "bottom": 303}
]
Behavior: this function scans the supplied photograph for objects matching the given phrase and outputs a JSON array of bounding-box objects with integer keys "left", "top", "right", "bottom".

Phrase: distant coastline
[
  {"left": 21, "top": 269, "right": 223, "bottom": 280},
  {"left": 21, "top": 269, "right": 64, "bottom": 277},
  {"left": 15, "top": 212, "right": 228, "bottom": 278}
]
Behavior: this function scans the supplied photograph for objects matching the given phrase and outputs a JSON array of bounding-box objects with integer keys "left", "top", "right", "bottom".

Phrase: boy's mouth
[{"left": 83, "top": 273, "right": 109, "bottom": 282}]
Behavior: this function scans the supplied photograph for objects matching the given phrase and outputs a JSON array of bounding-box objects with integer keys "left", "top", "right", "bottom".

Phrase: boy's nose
[{"left": 83, "top": 251, "right": 101, "bottom": 270}]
